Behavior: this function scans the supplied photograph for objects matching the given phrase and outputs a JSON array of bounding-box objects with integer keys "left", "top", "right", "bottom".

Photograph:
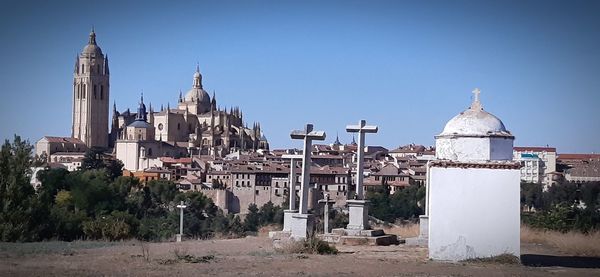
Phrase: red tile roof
[
  {"left": 160, "top": 157, "right": 192, "bottom": 164},
  {"left": 43, "top": 136, "right": 85, "bottom": 144},
  {"left": 558, "top": 154, "right": 600, "bottom": 161},
  {"left": 513, "top": 147, "right": 556, "bottom": 152},
  {"left": 430, "top": 160, "right": 521, "bottom": 169}
]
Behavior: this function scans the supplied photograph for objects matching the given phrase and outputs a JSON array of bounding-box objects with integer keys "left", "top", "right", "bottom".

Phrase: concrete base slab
[
  {"left": 290, "top": 213, "right": 314, "bottom": 240},
  {"left": 322, "top": 228, "right": 401, "bottom": 246},
  {"left": 405, "top": 237, "right": 428, "bottom": 246},
  {"left": 283, "top": 210, "right": 298, "bottom": 232}
]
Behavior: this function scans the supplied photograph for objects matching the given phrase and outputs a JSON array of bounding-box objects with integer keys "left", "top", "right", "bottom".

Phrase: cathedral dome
[
  {"left": 185, "top": 87, "right": 211, "bottom": 104},
  {"left": 81, "top": 29, "right": 103, "bottom": 55},
  {"left": 437, "top": 89, "right": 511, "bottom": 138},
  {"left": 184, "top": 65, "right": 211, "bottom": 105}
]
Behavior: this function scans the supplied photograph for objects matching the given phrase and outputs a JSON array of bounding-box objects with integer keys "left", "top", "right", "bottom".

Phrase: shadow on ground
[{"left": 521, "top": 254, "right": 600, "bottom": 268}]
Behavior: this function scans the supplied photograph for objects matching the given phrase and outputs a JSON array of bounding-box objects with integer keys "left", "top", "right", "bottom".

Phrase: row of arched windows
[
  {"left": 78, "top": 63, "right": 103, "bottom": 75},
  {"left": 75, "top": 84, "right": 105, "bottom": 100}
]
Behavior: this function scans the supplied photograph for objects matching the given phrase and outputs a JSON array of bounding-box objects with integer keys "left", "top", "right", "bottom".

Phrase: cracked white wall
[{"left": 428, "top": 166, "right": 520, "bottom": 261}]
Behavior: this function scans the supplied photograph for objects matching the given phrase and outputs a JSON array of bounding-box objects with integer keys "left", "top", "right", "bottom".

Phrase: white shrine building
[{"left": 427, "top": 88, "right": 521, "bottom": 261}]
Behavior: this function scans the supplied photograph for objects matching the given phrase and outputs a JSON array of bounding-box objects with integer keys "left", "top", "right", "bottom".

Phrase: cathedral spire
[
  {"left": 135, "top": 93, "right": 147, "bottom": 122},
  {"left": 333, "top": 132, "right": 342, "bottom": 146},
  {"left": 193, "top": 64, "right": 202, "bottom": 89},
  {"left": 88, "top": 27, "right": 97, "bottom": 45},
  {"left": 104, "top": 55, "right": 110, "bottom": 75}
]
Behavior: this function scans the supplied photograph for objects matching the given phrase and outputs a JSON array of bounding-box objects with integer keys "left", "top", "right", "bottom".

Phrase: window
[
  {"left": 93, "top": 85, "right": 97, "bottom": 99},
  {"left": 177, "top": 123, "right": 181, "bottom": 130},
  {"left": 81, "top": 64, "right": 85, "bottom": 73},
  {"left": 100, "top": 85, "right": 104, "bottom": 100},
  {"left": 255, "top": 190, "right": 259, "bottom": 195}
]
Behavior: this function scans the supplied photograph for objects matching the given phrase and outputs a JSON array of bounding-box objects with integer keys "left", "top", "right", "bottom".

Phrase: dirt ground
[{"left": 1, "top": 236, "right": 599, "bottom": 277}]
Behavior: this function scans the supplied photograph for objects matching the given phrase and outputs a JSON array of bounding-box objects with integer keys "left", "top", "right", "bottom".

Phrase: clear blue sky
[{"left": 1, "top": 0, "right": 599, "bottom": 153}]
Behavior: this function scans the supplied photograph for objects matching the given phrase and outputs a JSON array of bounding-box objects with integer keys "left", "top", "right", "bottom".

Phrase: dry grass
[
  {"left": 380, "top": 223, "right": 420, "bottom": 238},
  {"left": 276, "top": 235, "right": 338, "bottom": 255},
  {"left": 521, "top": 225, "right": 600, "bottom": 257},
  {"left": 466, "top": 254, "right": 521, "bottom": 264},
  {"left": 258, "top": 224, "right": 281, "bottom": 237}
]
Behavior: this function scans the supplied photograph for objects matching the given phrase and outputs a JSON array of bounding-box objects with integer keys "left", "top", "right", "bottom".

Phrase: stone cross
[
  {"left": 318, "top": 193, "right": 336, "bottom": 234},
  {"left": 176, "top": 201, "right": 187, "bottom": 242},
  {"left": 282, "top": 154, "right": 303, "bottom": 211},
  {"left": 346, "top": 120, "right": 378, "bottom": 199},
  {"left": 471, "top": 88, "right": 482, "bottom": 110},
  {"left": 291, "top": 124, "right": 326, "bottom": 214}
]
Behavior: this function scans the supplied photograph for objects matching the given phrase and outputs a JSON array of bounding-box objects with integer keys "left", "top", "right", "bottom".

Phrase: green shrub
[{"left": 82, "top": 215, "right": 132, "bottom": 241}]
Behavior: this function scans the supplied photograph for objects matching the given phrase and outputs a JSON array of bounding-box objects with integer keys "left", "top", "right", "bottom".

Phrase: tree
[
  {"left": 81, "top": 147, "right": 123, "bottom": 181},
  {"left": 521, "top": 182, "right": 543, "bottom": 211},
  {"left": 244, "top": 204, "right": 260, "bottom": 232},
  {"left": 0, "top": 136, "right": 46, "bottom": 241},
  {"left": 37, "top": 168, "right": 71, "bottom": 208},
  {"left": 229, "top": 215, "right": 245, "bottom": 237}
]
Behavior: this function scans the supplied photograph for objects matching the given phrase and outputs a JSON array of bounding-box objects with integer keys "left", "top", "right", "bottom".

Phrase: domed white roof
[
  {"left": 185, "top": 87, "right": 211, "bottom": 104},
  {"left": 438, "top": 89, "right": 512, "bottom": 137}
]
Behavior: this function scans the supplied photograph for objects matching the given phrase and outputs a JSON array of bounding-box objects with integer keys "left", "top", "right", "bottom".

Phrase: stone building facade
[{"left": 110, "top": 66, "right": 269, "bottom": 159}]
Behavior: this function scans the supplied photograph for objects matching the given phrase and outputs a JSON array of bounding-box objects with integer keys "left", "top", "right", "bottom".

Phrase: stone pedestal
[
  {"left": 346, "top": 199, "right": 370, "bottom": 235},
  {"left": 419, "top": 215, "right": 429, "bottom": 238},
  {"left": 176, "top": 234, "right": 182, "bottom": 242},
  {"left": 406, "top": 215, "right": 428, "bottom": 246},
  {"left": 290, "top": 213, "right": 314, "bottom": 240},
  {"left": 283, "top": 209, "right": 298, "bottom": 232}
]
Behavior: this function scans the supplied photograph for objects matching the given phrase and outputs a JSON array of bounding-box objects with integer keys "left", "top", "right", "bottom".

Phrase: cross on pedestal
[
  {"left": 290, "top": 124, "right": 326, "bottom": 214},
  {"left": 345, "top": 119, "right": 378, "bottom": 234},
  {"left": 318, "top": 193, "right": 336, "bottom": 234},
  {"left": 281, "top": 154, "right": 303, "bottom": 232},
  {"left": 176, "top": 201, "right": 187, "bottom": 242},
  {"left": 346, "top": 120, "right": 378, "bottom": 200},
  {"left": 288, "top": 123, "right": 326, "bottom": 239}
]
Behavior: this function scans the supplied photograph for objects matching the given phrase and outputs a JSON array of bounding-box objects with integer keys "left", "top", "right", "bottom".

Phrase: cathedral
[{"left": 68, "top": 29, "right": 268, "bottom": 171}]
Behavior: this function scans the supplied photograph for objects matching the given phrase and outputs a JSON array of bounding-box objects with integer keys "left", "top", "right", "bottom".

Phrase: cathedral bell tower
[{"left": 72, "top": 28, "right": 110, "bottom": 148}]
